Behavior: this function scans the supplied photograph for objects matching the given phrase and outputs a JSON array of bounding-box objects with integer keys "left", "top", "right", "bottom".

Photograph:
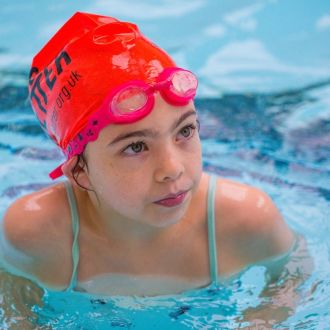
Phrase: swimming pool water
[{"left": 1, "top": 0, "right": 330, "bottom": 329}]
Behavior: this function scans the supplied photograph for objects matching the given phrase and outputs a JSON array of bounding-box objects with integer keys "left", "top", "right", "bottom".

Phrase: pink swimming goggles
[{"left": 49, "top": 67, "right": 198, "bottom": 179}]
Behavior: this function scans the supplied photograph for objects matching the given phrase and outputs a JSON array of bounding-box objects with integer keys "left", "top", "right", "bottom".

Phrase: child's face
[{"left": 84, "top": 93, "right": 203, "bottom": 228}]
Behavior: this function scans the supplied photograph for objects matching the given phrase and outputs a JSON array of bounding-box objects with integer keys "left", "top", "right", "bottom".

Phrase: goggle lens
[
  {"left": 171, "top": 70, "right": 197, "bottom": 96},
  {"left": 112, "top": 87, "right": 148, "bottom": 115}
]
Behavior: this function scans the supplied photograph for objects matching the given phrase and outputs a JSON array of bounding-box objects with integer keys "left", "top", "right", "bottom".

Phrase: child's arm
[
  {"left": 215, "top": 178, "right": 296, "bottom": 275},
  {"left": 0, "top": 267, "right": 45, "bottom": 329},
  {"left": 1, "top": 195, "right": 52, "bottom": 284},
  {"left": 240, "top": 235, "right": 313, "bottom": 327},
  {"left": 0, "top": 189, "right": 71, "bottom": 290},
  {"left": 214, "top": 179, "right": 312, "bottom": 325}
]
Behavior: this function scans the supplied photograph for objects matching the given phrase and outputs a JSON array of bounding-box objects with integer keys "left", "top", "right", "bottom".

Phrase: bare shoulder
[
  {"left": 213, "top": 176, "right": 295, "bottom": 272},
  {"left": 1, "top": 182, "right": 72, "bottom": 283},
  {"left": 2, "top": 183, "right": 70, "bottom": 252}
]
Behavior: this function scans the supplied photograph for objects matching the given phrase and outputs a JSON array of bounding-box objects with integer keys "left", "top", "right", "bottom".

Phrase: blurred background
[{"left": 0, "top": 0, "right": 329, "bottom": 95}]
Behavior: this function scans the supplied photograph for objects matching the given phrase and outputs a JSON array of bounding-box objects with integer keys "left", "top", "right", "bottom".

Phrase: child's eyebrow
[{"left": 108, "top": 110, "right": 197, "bottom": 146}]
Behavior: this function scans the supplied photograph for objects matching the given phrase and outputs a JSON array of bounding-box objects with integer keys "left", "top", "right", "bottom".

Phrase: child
[{"left": 1, "top": 12, "right": 295, "bottom": 296}]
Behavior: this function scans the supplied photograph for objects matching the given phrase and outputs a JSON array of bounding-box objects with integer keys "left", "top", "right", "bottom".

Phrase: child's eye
[
  {"left": 179, "top": 124, "right": 197, "bottom": 139},
  {"left": 122, "top": 141, "right": 147, "bottom": 155}
]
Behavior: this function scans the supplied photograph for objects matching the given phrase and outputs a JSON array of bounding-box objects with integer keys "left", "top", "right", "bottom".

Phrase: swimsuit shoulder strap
[
  {"left": 207, "top": 174, "right": 218, "bottom": 285},
  {"left": 64, "top": 181, "right": 80, "bottom": 291}
]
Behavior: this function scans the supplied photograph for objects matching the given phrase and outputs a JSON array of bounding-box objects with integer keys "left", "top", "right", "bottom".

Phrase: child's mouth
[{"left": 154, "top": 191, "right": 188, "bottom": 207}]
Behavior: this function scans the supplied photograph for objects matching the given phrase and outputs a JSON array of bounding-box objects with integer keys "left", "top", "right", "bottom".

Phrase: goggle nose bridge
[{"left": 146, "top": 79, "right": 172, "bottom": 94}]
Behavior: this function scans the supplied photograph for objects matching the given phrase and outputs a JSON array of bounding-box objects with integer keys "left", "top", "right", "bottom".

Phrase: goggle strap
[{"left": 49, "top": 163, "right": 65, "bottom": 180}]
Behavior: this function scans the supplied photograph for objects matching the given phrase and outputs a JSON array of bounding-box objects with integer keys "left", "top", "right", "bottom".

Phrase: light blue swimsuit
[{"left": 64, "top": 174, "right": 218, "bottom": 291}]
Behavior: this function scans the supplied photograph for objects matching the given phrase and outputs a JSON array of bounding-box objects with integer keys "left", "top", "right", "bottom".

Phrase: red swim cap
[{"left": 28, "top": 12, "right": 175, "bottom": 154}]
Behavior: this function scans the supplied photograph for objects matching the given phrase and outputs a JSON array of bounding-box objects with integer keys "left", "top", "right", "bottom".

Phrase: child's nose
[{"left": 154, "top": 147, "right": 184, "bottom": 183}]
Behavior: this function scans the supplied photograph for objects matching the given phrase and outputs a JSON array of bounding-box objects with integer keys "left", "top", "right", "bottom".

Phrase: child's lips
[{"left": 154, "top": 190, "right": 189, "bottom": 207}]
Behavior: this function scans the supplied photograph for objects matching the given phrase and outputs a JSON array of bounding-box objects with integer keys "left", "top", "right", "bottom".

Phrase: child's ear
[{"left": 62, "top": 156, "right": 91, "bottom": 190}]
